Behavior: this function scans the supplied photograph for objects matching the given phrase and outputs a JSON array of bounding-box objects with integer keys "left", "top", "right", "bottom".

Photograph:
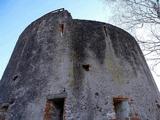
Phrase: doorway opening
[
  {"left": 44, "top": 98, "right": 65, "bottom": 120},
  {"left": 113, "top": 97, "right": 130, "bottom": 120}
]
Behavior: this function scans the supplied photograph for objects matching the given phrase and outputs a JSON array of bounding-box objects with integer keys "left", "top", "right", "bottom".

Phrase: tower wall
[{"left": 0, "top": 9, "right": 160, "bottom": 120}]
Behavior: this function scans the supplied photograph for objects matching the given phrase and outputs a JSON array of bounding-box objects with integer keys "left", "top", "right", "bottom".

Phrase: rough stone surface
[{"left": 0, "top": 9, "right": 160, "bottom": 120}]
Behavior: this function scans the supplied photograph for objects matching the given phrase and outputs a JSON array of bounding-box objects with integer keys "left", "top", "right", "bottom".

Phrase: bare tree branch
[{"left": 104, "top": 0, "right": 160, "bottom": 74}]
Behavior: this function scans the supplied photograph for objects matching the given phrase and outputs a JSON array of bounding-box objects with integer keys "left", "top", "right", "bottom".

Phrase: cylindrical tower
[{"left": 0, "top": 9, "right": 159, "bottom": 120}]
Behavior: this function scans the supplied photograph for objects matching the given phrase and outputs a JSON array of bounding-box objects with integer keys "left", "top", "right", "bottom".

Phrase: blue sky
[{"left": 0, "top": 0, "right": 109, "bottom": 78}]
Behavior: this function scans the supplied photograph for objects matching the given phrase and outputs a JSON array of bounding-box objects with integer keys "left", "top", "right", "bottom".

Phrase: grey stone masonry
[{"left": 0, "top": 8, "right": 160, "bottom": 120}]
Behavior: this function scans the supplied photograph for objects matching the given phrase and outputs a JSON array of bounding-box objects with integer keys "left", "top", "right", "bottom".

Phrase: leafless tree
[{"left": 104, "top": 0, "right": 160, "bottom": 75}]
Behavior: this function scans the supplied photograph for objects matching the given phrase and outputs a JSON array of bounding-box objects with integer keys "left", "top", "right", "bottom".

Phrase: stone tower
[{"left": 0, "top": 8, "right": 159, "bottom": 120}]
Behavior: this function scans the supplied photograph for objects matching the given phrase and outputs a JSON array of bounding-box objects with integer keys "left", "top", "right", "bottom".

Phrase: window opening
[
  {"left": 13, "top": 75, "right": 19, "bottom": 81},
  {"left": 59, "top": 24, "right": 64, "bottom": 36},
  {"left": 44, "top": 98, "right": 65, "bottom": 120},
  {"left": 0, "top": 103, "right": 9, "bottom": 112},
  {"left": 113, "top": 97, "right": 130, "bottom": 120},
  {"left": 0, "top": 103, "right": 10, "bottom": 120},
  {"left": 82, "top": 64, "right": 90, "bottom": 71}
]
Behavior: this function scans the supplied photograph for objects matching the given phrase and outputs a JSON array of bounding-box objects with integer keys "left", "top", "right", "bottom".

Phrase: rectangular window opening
[
  {"left": 59, "top": 24, "right": 64, "bottom": 36},
  {"left": 44, "top": 98, "right": 65, "bottom": 120},
  {"left": 113, "top": 97, "right": 130, "bottom": 120}
]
